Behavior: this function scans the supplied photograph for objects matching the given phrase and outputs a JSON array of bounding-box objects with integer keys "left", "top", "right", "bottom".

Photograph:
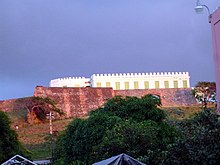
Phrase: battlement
[
  {"left": 91, "top": 72, "right": 189, "bottom": 78},
  {"left": 51, "top": 77, "right": 87, "bottom": 81}
]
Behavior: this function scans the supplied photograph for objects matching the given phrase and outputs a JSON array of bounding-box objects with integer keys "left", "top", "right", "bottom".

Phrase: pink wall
[{"left": 211, "top": 7, "right": 220, "bottom": 114}]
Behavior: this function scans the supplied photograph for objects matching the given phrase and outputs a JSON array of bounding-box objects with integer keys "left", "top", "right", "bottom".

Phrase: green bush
[
  {"left": 93, "top": 120, "right": 178, "bottom": 164},
  {"left": 0, "top": 111, "right": 29, "bottom": 163},
  {"left": 164, "top": 109, "right": 220, "bottom": 164},
  {"left": 54, "top": 95, "right": 179, "bottom": 164}
]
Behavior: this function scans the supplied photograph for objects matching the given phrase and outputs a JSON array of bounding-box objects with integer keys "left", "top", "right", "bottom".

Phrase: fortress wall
[
  {"left": 114, "top": 88, "right": 197, "bottom": 107},
  {"left": 34, "top": 86, "right": 114, "bottom": 118},
  {"left": 0, "top": 97, "right": 33, "bottom": 112},
  {"left": 34, "top": 86, "right": 197, "bottom": 118},
  {"left": 0, "top": 87, "right": 197, "bottom": 119}
]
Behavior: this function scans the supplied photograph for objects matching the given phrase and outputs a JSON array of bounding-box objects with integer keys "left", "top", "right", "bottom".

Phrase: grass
[
  {"left": 164, "top": 104, "right": 216, "bottom": 121},
  {"left": 25, "top": 142, "right": 52, "bottom": 160},
  {"left": 8, "top": 113, "right": 73, "bottom": 160},
  {"left": 164, "top": 106, "right": 202, "bottom": 120}
]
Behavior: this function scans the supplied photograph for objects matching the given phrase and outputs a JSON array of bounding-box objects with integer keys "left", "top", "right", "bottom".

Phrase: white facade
[
  {"left": 50, "top": 72, "right": 190, "bottom": 89},
  {"left": 50, "top": 77, "right": 90, "bottom": 87}
]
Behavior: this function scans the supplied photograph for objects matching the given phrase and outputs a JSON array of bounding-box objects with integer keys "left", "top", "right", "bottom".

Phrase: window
[
  {"left": 174, "top": 80, "right": 178, "bottom": 88},
  {"left": 164, "top": 81, "right": 169, "bottom": 88},
  {"left": 183, "top": 80, "right": 188, "bottom": 88},
  {"left": 106, "top": 82, "right": 111, "bottom": 87},
  {"left": 134, "top": 81, "right": 139, "bottom": 89},
  {"left": 144, "top": 81, "right": 149, "bottom": 89},
  {"left": 155, "top": 81, "right": 159, "bottom": 89},
  {"left": 115, "top": 82, "right": 120, "bottom": 90},
  {"left": 96, "top": 82, "right": 101, "bottom": 87},
  {"left": 124, "top": 82, "right": 129, "bottom": 89}
]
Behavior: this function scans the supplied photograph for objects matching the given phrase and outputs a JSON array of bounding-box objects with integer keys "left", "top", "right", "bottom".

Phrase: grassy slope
[
  {"left": 7, "top": 108, "right": 72, "bottom": 160},
  {"left": 6, "top": 105, "right": 215, "bottom": 160}
]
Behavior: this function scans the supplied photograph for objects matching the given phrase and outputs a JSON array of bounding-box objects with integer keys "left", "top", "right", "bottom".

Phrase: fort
[
  {"left": 50, "top": 72, "right": 190, "bottom": 90},
  {"left": 0, "top": 71, "right": 197, "bottom": 118}
]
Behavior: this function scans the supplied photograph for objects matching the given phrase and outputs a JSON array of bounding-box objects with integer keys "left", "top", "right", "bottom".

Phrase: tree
[
  {"left": 93, "top": 120, "right": 178, "bottom": 164},
  {"left": 0, "top": 111, "right": 29, "bottom": 163},
  {"left": 164, "top": 109, "right": 220, "bottom": 164},
  {"left": 91, "top": 95, "right": 165, "bottom": 122},
  {"left": 53, "top": 95, "right": 180, "bottom": 164},
  {"left": 192, "top": 82, "right": 216, "bottom": 109}
]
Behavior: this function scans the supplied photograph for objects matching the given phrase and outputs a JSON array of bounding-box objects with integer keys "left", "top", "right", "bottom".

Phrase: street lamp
[{"left": 195, "top": 0, "right": 212, "bottom": 23}]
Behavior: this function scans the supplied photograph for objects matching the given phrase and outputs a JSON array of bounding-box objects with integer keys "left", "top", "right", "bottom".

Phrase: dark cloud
[{"left": 0, "top": 0, "right": 219, "bottom": 100}]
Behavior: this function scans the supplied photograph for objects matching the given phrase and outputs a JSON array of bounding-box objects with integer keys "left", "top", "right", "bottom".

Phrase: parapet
[
  {"left": 91, "top": 72, "right": 189, "bottom": 78},
  {"left": 52, "top": 77, "right": 87, "bottom": 81}
]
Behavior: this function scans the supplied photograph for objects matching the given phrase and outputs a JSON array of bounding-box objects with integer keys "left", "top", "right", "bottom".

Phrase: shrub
[
  {"left": 54, "top": 95, "right": 179, "bottom": 164},
  {"left": 0, "top": 111, "right": 29, "bottom": 163},
  {"left": 164, "top": 109, "right": 220, "bottom": 164}
]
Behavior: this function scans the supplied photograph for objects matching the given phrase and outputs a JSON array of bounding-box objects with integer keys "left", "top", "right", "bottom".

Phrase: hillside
[
  {"left": 6, "top": 108, "right": 72, "bottom": 159},
  {"left": 2, "top": 103, "right": 213, "bottom": 160}
]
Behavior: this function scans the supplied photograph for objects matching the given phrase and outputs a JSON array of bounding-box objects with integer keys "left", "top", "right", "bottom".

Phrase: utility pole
[
  {"left": 47, "top": 111, "right": 55, "bottom": 163},
  {"left": 47, "top": 111, "right": 55, "bottom": 135}
]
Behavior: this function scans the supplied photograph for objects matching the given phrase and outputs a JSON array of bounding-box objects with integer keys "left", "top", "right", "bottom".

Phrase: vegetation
[
  {"left": 2, "top": 94, "right": 220, "bottom": 164},
  {"left": 192, "top": 81, "right": 216, "bottom": 104},
  {"left": 17, "top": 118, "right": 72, "bottom": 160},
  {"left": 53, "top": 94, "right": 220, "bottom": 165},
  {"left": 0, "top": 111, "right": 29, "bottom": 164},
  {"left": 53, "top": 95, "right": 180, "bottom": 164},
  {"left": 164, "top": 108, "right": 220, "bottom": 164}
]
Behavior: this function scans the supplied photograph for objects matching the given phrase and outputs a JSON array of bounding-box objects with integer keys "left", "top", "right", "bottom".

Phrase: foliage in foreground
[
  {"left": 164, "top": 108, "right": 220, "bottom": 164},
  {"left": 0, "top": 111, "right": 29, "bottom": 164},
  {"left": 53, "top": 95, "right": 179, "bottom": 164}
]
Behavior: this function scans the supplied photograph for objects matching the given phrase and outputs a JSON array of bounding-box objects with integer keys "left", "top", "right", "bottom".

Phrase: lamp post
[{"left": 195, "top": 0, "right": 212, "bottom": 23}]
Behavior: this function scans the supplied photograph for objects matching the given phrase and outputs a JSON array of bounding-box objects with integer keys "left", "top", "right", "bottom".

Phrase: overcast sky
[{"left": 0, "top": 0, "right": 219, "bottom": 100}]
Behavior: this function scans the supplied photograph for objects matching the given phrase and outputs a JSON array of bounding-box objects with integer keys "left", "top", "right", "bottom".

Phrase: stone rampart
[
  {"left": 115, "top": 88, "right": 196, "bottom": 107},
  {"left": 33, "top": 86, "right": 114, "bottom": 118},
  {"left": 33, "top": 86, "right": 196, "bottom": 118},
  {"left": 0, "top": 86, "right": 197, "bottom": 119},
  {"left": 0, "top": 97, "right": 32, "bottom": 112}
]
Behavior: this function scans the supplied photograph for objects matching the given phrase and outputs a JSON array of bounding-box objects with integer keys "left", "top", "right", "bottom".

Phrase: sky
[{"left": 0, "top": 0, "right": 219, "bottom": 100}]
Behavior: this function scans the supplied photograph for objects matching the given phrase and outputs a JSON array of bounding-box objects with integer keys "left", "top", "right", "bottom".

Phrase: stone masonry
[
  {"left": 33, "top": 86, "right": 197, "bottom": 118},
  {"left": 0, "top": 86, "right": 197, "bottom": 118}
]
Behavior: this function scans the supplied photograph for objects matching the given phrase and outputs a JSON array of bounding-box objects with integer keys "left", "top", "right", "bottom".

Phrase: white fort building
[{"left": 50, "top": 72, "right": 190, "bottom": 90}]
